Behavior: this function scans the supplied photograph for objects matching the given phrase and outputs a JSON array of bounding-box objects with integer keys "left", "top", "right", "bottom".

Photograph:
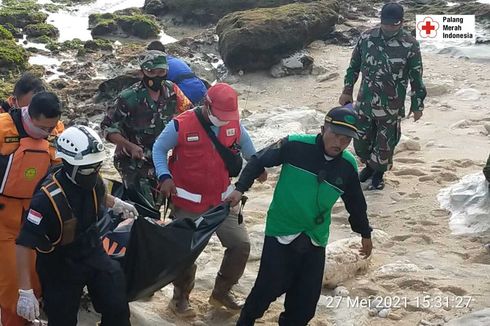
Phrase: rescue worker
[
  {"left": 0, "top": 73, "right": 45, "bottom": 113},
  {"left": 0, "top": 91, "right": 64, "bottom": 326},
  {"left": 152, "top": 83, "right": 265, "bottom": 316},
  {"left": 339, "top": 2, "right": 427, "bottom": 190},
  {"left": 147, "top": 41, "right": 208, "bottom": 105},
  {"left": 227, "top": 106, "right": 373, "bottom": 326},
  {"left": 15, "top": 125, "right": 136, "bottom": 326},
  {"left": 101, "top": 50, "right": 192, "bottom": 211}
]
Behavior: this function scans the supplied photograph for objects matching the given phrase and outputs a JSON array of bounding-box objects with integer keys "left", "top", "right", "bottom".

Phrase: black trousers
[
  {"left": 37, "top": 248, "right": 131, "bottom": 326},
  {"left": 237, "top": 233, "right": 325, "bottom": 326}
]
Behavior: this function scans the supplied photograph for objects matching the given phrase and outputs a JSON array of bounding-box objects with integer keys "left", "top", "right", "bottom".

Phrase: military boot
[
  {"left": 169, "top": 287, "right": 196, "bottom": 318},
  {"left": 209, "top": 275, "right": 243, "bottom": 311}
]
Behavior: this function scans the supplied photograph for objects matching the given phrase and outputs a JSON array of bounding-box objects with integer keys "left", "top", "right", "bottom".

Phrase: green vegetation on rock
[
  {"left": 0, "top": 39, "right": 29, "bottom": 74},
  {"left": 84, "top": 39, "right": 114, "bottom": 52},
  {"left": 24, "top": 23, "right": 60, "bottom": 40},
  {"left": 0, "top": 26, "right": 13, "bottom": 40},
  {"left": 89, "top": 10, "right": 160, "bottom": 39},
  {"left": 0, "top": 0, "right": 48, "bottom": 28},
  {"left": 46, "top": 38, "right": 84, "bottom": 52}
]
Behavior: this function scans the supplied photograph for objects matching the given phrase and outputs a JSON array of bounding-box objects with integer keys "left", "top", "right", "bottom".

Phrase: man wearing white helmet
[{"left": 14, "top": 125, "right": 135, "bottom": 326}]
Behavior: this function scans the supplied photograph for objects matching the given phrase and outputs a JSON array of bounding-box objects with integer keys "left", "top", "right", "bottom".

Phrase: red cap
[{"left": 205, "top": 83, "right": 239, "bottom": 121}]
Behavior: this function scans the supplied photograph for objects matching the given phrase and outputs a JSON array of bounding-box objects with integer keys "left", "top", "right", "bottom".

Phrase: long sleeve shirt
[
  {"left": 153, "top": 119, "right": 257, "bottom": 180},
  {"left": 343, "top": 27, "right": 427, "bottom": 118}
]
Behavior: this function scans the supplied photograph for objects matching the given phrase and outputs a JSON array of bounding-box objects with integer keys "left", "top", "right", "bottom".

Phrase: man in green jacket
[
  {"left": 226, "top": 106, "right": 373, "bottom": 326},
  {"left": 339, "top": 3, "right": 427, "bottom": 190}
]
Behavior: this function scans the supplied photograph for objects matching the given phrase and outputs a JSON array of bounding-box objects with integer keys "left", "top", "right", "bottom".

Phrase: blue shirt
[
  {"left": 167, "top": 55, "right": 207, "bottom": 105},
  {"left": 153, "top": 119, "right": 257, "bottom": 180}
]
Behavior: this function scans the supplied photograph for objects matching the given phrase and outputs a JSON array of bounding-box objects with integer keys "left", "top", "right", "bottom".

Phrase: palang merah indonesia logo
[
  {"left": 416, "top": 15, "right": 475, "bottom": 43},
  {"left": 417, "top": 17, "right": 439, "bottom": 38}
]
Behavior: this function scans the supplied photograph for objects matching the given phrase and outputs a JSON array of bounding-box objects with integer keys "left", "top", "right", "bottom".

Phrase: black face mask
[
  {"left": 143, "top": 75, "right": 165, "bottom": 92},
  {"left": 62, "top": 161, "right": 100, "bottom": 190}
]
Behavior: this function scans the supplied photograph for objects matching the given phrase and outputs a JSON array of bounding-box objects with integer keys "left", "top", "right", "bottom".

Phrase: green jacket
[
  {"left": 343, "top": 27, "right": 427, "bottom": 118},
  {"left": 235, "top": 134, "right": 372, "bottom": 247}
]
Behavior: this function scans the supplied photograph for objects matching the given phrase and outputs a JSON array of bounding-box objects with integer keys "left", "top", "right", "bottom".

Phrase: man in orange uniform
[{"left": 0, "top": 91, "right": 64, "bottom": 326}]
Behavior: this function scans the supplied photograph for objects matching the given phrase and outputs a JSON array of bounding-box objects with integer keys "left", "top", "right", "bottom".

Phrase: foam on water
[{"left": 37, "top": 0, "right": 176, "bottom": 43}]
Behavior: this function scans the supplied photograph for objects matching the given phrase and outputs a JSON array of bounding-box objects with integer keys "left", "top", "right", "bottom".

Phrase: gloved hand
[
  {"left": 17, "top": 289, "right": 39, "bottom": 321},
  {"left": 112, "top": 197, "right": 139, "bottom": 219}
]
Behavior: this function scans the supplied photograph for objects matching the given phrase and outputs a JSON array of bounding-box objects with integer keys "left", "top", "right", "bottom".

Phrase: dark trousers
[
  {"left": 38, "top": 249, "right": 131, "bottom": 326},
  {"left": 237, "top": 234, "right": 325, "bottom": 326}
]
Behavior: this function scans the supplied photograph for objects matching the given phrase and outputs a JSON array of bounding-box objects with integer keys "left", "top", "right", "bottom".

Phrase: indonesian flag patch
[{"left": 27, "top": 209, "right": 43, "bottom": 225}]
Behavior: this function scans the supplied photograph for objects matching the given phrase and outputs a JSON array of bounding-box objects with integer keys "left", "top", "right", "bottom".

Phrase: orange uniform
[{"left": 0, "top": 111, "right": 64, "bottom": 326}]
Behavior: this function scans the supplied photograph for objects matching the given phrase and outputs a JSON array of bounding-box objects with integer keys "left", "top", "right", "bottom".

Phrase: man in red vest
[{"left": 152, "top": 83, "right": 265, "bottom": 317}]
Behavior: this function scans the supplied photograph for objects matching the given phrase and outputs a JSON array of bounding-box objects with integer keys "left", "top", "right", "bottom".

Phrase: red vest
[{"left": 169, "top": 110, "right": 241, "bottom": 213}]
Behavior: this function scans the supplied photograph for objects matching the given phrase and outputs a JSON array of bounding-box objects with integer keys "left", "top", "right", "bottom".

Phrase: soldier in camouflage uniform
[
  {"left": 101, "top": 50, "right": 192, "bottom": 210},
  {"left": 339, "top": 3, "right": 427, "bottom": 190}
]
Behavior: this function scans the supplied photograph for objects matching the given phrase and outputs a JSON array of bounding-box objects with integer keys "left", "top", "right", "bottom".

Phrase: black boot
[
  {"left": 359, "top": 166, "right": 374, "bottom": 182},
  {"left": 368, "top": 171, "right": 385, "bottom": 190}
]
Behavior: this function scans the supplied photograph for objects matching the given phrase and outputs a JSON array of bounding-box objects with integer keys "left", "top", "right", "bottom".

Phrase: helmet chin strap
[{"left": 65, "top": 165, "right": 80, "bottom": 185}]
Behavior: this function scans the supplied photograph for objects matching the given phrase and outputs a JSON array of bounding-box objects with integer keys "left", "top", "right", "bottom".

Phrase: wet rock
[
  {"left": 270, "top": 53, "right": 314, "bottom": 78},
  {"left": 89, "top": 10, "right": 160, "bottom": 39},
  {"left": 0, "top": 26, "right": 29, "bottom": 74},
  {"left": 216, "top": 1, "right": 339, "bottom": 71},
  {"left": 143, "top": 0, "right": 169, "bottom": 16},
  {"left": 0, "top": 1, "right": 48, "bottom": 29},
  {"left": 0, "top": 23, "right": 22, "bottom": 39},
  {"left": 49, "top": 79, "right": 70, "bottom": 90},
  {"left": 324, "top": 25, "right": 362, "bottom": 46},
  {"left": 97, "top": 73, "right": 141, "bottom": 100},
  {"left": 144, "top": 0, "right": 318, "bottom": 24},
  {"left": 84, "top": 39, "right": 114, "bottom": 52},
  {"left": 24, "top": 23, "right": 59, "bottom": 40}
]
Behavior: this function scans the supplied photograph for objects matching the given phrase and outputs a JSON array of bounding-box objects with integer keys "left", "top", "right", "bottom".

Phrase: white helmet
[{"left": 56, "top": 125, "right": 106, "bottom": 166}]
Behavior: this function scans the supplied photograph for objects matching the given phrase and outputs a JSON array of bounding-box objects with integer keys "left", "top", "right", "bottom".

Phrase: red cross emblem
[{"left": 417, "top": 17, "right": 439, "bottom": 38}]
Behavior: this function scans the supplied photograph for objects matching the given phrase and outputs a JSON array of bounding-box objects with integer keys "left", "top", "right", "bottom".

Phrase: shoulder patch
[{"left": 27, "top": 209, "right": 43, "bottom": 225}]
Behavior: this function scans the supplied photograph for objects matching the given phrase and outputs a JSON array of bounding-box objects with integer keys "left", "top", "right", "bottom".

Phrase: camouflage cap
[{"left": 138, "top": 50, "right": 168, "bottom": 70}]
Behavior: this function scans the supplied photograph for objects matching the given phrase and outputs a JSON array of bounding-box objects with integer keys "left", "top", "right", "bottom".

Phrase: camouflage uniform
[
  {"left": 101, "top": 54, "right": 192, "bottom": 209},
  {"left": 343, "top": 27, "right": 427, "bottom": 172},
  {"left": 484, "top": 154, "right": 490, "bottom": 183}
]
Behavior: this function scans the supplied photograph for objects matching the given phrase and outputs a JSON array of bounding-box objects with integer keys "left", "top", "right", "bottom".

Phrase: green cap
[{"left": 138, "top": 50, "right": 168, "bottom": 70}]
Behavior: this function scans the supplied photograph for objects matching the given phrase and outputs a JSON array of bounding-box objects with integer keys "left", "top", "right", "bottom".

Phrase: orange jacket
[
  {"left": 0, "top": 112, "right": 64, "bottom": 199},
  {"left": 0, "top": 112, "right": 64, "bottom": 159}
]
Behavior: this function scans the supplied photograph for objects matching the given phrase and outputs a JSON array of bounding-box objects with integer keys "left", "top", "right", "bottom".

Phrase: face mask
[
  {"left": 381, "top": 27, "right": 400, "bottom": 38},
  {"left": 63, "top": 162, "right": 100, "bottom": 190},
  {"left": 208, "top": 114, "right": 229, "bottom": 127},
  {"left": 21, "top": 107, "right": 51, "bottom": 139},
  {"left": 143, "top": 75, "right": 165, "bottom": 92}
]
